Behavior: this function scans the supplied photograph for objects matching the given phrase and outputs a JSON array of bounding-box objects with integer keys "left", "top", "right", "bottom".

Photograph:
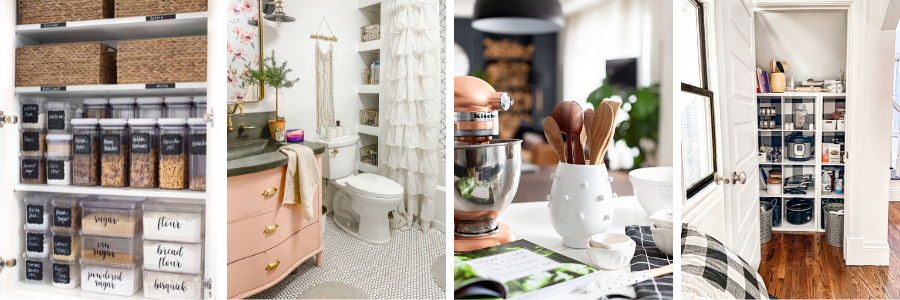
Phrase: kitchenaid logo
[
  {"left": 473, "top": 112, "right": 496, "bottom": 120},
  {"left": 94, "top": 215, "right": 117, "bottom": 226},
  {"left": 87, "top": 270, "right": 122, "bottom": 290},
  {"left": 157, "top": 216, "right": 182, "bottom": 230},
  {"left": 154, "top": 279, "right": 188, "bottom": 293}
]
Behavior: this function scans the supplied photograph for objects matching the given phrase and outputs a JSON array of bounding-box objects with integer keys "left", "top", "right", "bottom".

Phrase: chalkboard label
[
  {"left": 52, "top": 263, "right": 70, "bottom": 284},
  {"left": 48, "top": 159, "right": 65, "bottom": 180},
  {"left": 190, "top": 134, "right": 206, "bottom": 155},
  {"left": 25, "top": 260, "right": 43, "bottom": 281},
  {"left": 22, "top": 104, "right": 38, "bottom": 124},
  {"left": 21, "top": 158, "right": 40, "bottom": 180},
  {"left": 132, "top": 133, "right": 151, "bottom": 154},
  {"left": 53, "top": 235, "right": 72, "bottom": 256},
  {"left": 146, "top": 14, "right": 176, "bottom": 21},
  {"left": 146, "top": 83, "right": 176, "bottom": 89},
  {"left": 47, "top": 110, "right": 66, "bottom": 130},
  {"left": 40, "top": 86, "right": 66, "bottom": 92},
  {"left": 26, "top": 232, "right": 44, "bottom": 253},
  {"left": 41, "top": 22, "right": 66, "bottom": 28},
  {"left": 26, "top": 204, "right": 44, "bottom": 225},
  {"left": 22, "top": 131, "right": 41, "bottom": 152},
  {"left": 74, "top": 134, "right": 93, "bottom": 154},
  {"left": 54, "top": 207, "right": 72, "bottom": 228},
  {"left": 102, "top": 135, "right": 121, "bottom": 155},
  {"left": 161, "top": 134, "right": 184, "bottom": 155}
]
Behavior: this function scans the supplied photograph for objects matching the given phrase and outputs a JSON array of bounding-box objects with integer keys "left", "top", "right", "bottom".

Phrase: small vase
[
  {"left": 770, "top": 73, "right": 786, "bottom": 93},
  {"left": 548, "top": 162, "right": 616, "bottom": 249}
]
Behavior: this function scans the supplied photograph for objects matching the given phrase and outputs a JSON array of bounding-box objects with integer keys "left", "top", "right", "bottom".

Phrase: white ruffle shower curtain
[{"left": 379, "top": 0, "right": 441, "bottom": 235}]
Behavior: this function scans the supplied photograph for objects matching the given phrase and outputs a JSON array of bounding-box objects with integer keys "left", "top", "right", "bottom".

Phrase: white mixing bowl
[{"left": 628, "top": 167, "right": 674, "bottom": 215}]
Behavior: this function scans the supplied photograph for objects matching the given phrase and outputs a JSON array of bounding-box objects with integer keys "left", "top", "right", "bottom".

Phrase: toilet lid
[{"left": 346, "top": 173, "right": 404, "bottom": 199}]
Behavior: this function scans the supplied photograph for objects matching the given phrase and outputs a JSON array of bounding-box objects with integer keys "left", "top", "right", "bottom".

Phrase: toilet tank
[{"left": 315, "top": 136, "right": 360, "bottom": 179}]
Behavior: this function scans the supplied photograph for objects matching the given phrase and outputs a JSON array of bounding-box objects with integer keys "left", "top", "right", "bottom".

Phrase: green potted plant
[
  {"left": 242, "top": 49, "right": 300, "bottom": 138},
  {"left": 585, "top": 79, "right": 659, "bottom": 168}
]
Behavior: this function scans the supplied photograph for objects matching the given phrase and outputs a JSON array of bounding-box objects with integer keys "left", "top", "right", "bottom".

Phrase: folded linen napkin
[{"left": 279, "top": 144, "right": 319, "bottom": 220}]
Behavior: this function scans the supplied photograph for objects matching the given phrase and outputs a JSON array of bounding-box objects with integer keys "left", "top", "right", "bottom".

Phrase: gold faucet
[{"left": 227, "top": 103, "right": 244, "bottom": 133}]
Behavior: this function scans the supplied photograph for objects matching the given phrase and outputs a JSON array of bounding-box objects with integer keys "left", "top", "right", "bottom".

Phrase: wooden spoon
[
  {"left": 583, "top": 109, "right": 594, "bottom": 163},
  {"left": 542, "top": 117, "right": 566, "bottom": 163},
  {"left": 589, "top": 104, "right": 614, "bottom": 165},
  {"left": 569, "top": 103, "right": 585, "bottom": 164},
  {"left": 551, "top": 102, "right": 576, "bottom": 164},
  {"left": 597, "top": 101, "right": 620, "bottom": 163}
]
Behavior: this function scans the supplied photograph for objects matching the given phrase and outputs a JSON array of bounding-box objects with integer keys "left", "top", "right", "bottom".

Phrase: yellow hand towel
[{"left": 279, "top": 144, "right": 319, "bottom": 220}]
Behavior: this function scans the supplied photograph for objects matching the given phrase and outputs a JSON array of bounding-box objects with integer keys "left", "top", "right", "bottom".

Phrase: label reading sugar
[
  {"left": 94, "top": 215, "right": 117, "bottom": 227},
  {"left": 47, "top": 159, "right": 65, "bottom": 180},
  {"left": 22, "top": 104, "right": 38, "bottom": 124},
  {"left": 41, "top": 22, "right": 66, "bottom": 28},
  {"left": 26, "top": 232, "right": 44, "bottom": 253},
  {"left": 132, "top": 133, "right": 151, "bottom": 154},
  {"left": 146, "top": 14, "right": 176, "bottom": 21},
  {"left": 102, "top": 135, "right": 121, "bottom": 154},
  {"left": 54, "top": 207, "right": 72, "bottom": 228},
  {"left": 74, "top": 134, "right": 93, "bottom": 154},
  {"left": 40, "top": 86, "right": 66, "bottom": 92},
  {"left": 25, "top": 261, "right": 43, "bottom": 281},
  {"left": 53, "top": 263, "right": 70, "bottom": 284},
  {"left": 161, "top": 134, "right": 184, "bottom": 155},
  {"left": 22, "top": 131, "right": 41, "bottom": 151},
  {"left": 190, "top": 134, "right": 206, "bottom": 155},
  {"left": 53, "top": 235, "right": 72, "bottom": 256},
  {"left": 26, "top": 204, "right": 44, "bottom": 225},
  {"left": 21, "top": 158, "right": 40, "bottom": 180},
  {"left": 146, "top": 83, "right": 176, "bottom": 89},
  {"left": 47, "top": 110, "right": 66, "bottom": 130}
]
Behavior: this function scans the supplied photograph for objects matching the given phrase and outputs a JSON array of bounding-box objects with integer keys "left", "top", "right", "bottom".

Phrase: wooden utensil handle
[{"left": 647, "top": 264, "right": 674, "bottom": 278}]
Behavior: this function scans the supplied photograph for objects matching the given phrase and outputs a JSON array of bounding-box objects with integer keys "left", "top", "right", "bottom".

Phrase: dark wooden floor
[{"left": 759, "top": 204, "right": 898, "bottom": 299}]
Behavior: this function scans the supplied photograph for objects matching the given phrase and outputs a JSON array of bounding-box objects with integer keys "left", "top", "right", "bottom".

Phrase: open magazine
[{"left": 453, "top": 240, "right": 599, "bottom": 299}]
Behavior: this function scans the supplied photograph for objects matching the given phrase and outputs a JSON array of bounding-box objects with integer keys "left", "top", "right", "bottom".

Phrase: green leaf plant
[
  {"left": 585, "top": 79, "right": 660, "bottom": 169},
  {"left": 242, "top": 49, "right": 300, "bottom": 119}
]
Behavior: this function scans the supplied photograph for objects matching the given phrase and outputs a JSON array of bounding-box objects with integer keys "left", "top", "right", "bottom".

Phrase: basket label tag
[
  {"left": 40, "top": 22, "right": 66, "bottom": 28},
  {"left": 41, "top": 86, "right": 66, "bottom": 92},
  {"left": 147, "top": 14, "right": 176, "bottom": 21},
  {"left": 146, "top": 83, "right": 176, "bottom": 89}
]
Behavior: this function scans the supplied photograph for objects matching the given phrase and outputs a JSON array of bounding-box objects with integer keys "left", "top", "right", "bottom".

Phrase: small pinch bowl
[
  {"left": 650, "top": 222, "right": 674, "bottom": 256},
  {"left": 586, "top": 234, "right": 636, "bottom": 270}
]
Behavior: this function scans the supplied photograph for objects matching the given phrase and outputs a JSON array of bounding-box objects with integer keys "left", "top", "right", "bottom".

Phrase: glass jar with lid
[
  {"left": 188, "top": 118, "right": 206, "bottom": 191},
  {"left": 793, "top": 103, "right": 808, "bottom": 130},
  {"left": 128, "top": 118, "right": 159, "bottom": 188},
  {"left": 20, "top": 129, "right": 46, "bottom": 157},
  {"left": 82, "top": 98, "right": 109, "bottom": 119},
  {"left": 109, "top": 98, "right": 136, "bottom": 119},
  {"left": 136, "top": 97, "right": 165, "bottom": 119},
  {"left": 46, "top": 102, "right": 75, "bottom": 133},
  {"left": 191, "top": 96, "right": 207, "bottom": 118},
  {"left": 21, "top": 156, "right": 46, "bottom": 184},
  {"left": 164, "top": 97, "right": 193, "bottom": 119},
  {"left": 99, "top": 119, "right": 129, "bottom": 187},
  {"left": 21, "top": 97, "right": 46, "bottom": 129},
  {"left": 158, "top": 118, "right": 188, "bottom": 189},
  {"left": 71, "top": 119, "right": 101, "bottom": 186}
]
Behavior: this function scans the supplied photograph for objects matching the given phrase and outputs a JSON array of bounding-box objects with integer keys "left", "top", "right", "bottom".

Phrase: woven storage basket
[
  {"left": 825, "top": 203, "right": 844, "bottom": 247},
  {"left": 360, "top": 143, "right": 378, "bottom": 166},
  {"left": 117, "top": 36, "right": 207, "bottom": 84},
  {"left": 360, "top": 109, "right": 379, "bottom": 126},
  {"left": 16, "top": 43, "right": 116, "bottom": 87},
  {"left": 759, "top": 201, "right": 774, "bottom": 244},
  {"left": 115, "top": 0, "right": 208, "bottom": 18},
  {"left": 18, "top": 0, "right": 113, "bottom": 25}
]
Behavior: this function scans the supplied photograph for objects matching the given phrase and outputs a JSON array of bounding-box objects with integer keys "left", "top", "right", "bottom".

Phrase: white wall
[{"left": 755, "top": 11, "right": 848, "bottom": 82}]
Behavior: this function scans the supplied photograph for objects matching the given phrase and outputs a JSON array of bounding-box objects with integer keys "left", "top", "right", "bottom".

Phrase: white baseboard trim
[
  {"left": 844, "top": 237, "right": 890, "bottom": 265},
  {"left": 433, "top": 220, "right": 447, "bottom": 234},
  {"left": 890, "top": 181, "right": 900, "bottom": 201}
]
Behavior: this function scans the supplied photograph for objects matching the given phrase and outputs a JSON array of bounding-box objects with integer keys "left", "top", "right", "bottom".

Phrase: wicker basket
[
  {"left": 115, "top": 0, "right": 208, "bottom": 18},
  {"left": 760, "top": 201, "right": 774, "bottom": 244},
  {"left": 361, "top": 24, "right": 380, "bottom": 42},
  {"left": 117, "top": 36, "right": 207, "bottom": 84},
  {"left": 360, "top": 109, "right": 379, "bottom": 127},
  {"left": 360, "top": 143, "right": 378, "bottom": 166},
  {"left": 18, "top": 0, "right": 113, "bottom": 25},
  {"left": 16, "top": 43, "right": 117, "bottom": 87},
  {"left": 825, "top": 203, "right": 844, "bottom": 247}
]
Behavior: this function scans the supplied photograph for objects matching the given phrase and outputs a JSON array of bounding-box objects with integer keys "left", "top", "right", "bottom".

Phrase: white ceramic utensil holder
[{"left": 548, "top": 162, "right": 616, "bottom": 249}]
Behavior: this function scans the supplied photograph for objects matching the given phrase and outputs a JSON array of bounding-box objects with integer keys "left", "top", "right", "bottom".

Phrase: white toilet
[{"left": 317, "top": 135, "right": 404, "bottom": 244}]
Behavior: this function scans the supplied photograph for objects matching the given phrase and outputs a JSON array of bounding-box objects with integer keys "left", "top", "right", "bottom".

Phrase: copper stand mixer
[{"left": 453, "top": 76, "right": 522, "bottom": 252}]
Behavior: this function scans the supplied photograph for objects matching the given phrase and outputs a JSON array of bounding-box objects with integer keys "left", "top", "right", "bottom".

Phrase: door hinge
[{"left": 0, "top": 111, "right": 18, "bottom": 128}]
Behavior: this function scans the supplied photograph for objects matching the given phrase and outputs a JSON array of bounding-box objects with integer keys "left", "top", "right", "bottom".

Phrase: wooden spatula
[
  {"left": 589, "top": 105, "right": 614, "bottom": 165},
  {"left": 543, "top": 117, "right": 566, "bottom": 163},
  {"left": 583, "top": 109, "right": 594, "bottom": 163},
  {"left": 596, "top": 101, "right": 620, "bottom": 164}
]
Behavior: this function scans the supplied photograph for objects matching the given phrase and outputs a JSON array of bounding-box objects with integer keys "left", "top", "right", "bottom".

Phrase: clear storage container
[
  {"left": 136, "top": 97, "right": 165, "bottom": 119},
  {"left": 51, "top": 196, "right": 83, "bottom": 234},
  {"left": 80, "top": 196, "right": 146, "bottom": 238},
  {"left": 21, "top": 97, "right": 46, "bottom": 130},
  {"left": 110, "top": 98, "right": 136, "bottom": 119},
  {"left": 51, "top": 259, "right": 81, "bottom": 288},
  {"left": 142, "top": 269, "right": 203, "bottom": 299},
  {"left": 188, "top": 118, "right": 206, "bottom": 191},
  {"left": 46, "top": 133, "right": 72, "bottom": 157},
  {"left": 20, "top": 129, "right": 46, "bottom": 157},
  {"left": 164, "top": 97, "right": 192, "bottom": 119},
  {"left": 142, "top": 239, "right": 203, "bottom": 274},
  {"left": 72, "top": 119, "right": 101, "bottom": 186},
  {"left": 81, "top": 262, "right": 143, "bottom": 296},
  {"left": 74, "top": 108, "right": 83, "bottom": 118},
  {"left": 46, "top": 101, "right": 75, "bottom": 133},
  {"left": 25, "top": 229, "right": 50, "bottom": 259},
  {"left": 82, "top": 235, "right": 143, "bottom": 267},
  {"left": 24, "top": 254, "right": 50, "bottom": 284},
  {"left": 21, "top": 156, "right": 46, "bottom": 184},
  {"left": 158, "top": 118, "right": 188, "bottom": 190},
  {"left": 129, "top": 119, "right": 159, "bottom": 189},
  {"left": 99, "top": 119, "right": 129, "bottom": 187},
  {"left": 142, "top": 199, "right": 204, "bottom": 243},
  {"left": 46, "top": 154, "right": 73, "bottom": 186},
  {"left": 82, "top": 98, "right": 109, "bottom": 119},
  {"left": 51, "top": 230, "right": 81, "bottom": 262},
  {"left": 25, "top": 194, "right": 51, "bottom": 231},
  {"left": 191, "top": 96, "right": 207, "bottom": 118}
]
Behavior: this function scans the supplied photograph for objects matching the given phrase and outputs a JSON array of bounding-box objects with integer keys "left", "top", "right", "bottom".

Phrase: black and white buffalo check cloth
[
  {"left": 621, "top": 225, "right": 673, "bottom": 300},
  {"left": 681, "top": 224, "right": 770, "bottom": 299}
]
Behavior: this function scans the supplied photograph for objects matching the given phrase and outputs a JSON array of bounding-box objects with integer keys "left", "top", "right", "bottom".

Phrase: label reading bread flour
[{"left": 102, "top": 135, "right": 121, "bottom": 154}]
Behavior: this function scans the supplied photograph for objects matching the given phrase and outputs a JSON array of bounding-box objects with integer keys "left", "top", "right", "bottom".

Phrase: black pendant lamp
[{"left": 472, "top": 0, "right": 564, "bottom": 35}]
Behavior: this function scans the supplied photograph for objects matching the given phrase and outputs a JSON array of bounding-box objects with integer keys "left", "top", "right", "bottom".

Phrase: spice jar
[
  {"left": 51, "top": 195, "right": 83, "bottom": 234},
  {"left": 20, "top": 129, "right": 46, "bottom": 157},
  {"left": 129, "top": 119, "right": 159, "bottom": 189},
  {"left": 80, "top": 196, "right": 147, "bottom": 238},
  {"left": 25, "top": 229, "right": 50, "bottom": 259},
  {"left": 46, "top": 101, "right": 74, "bottom": 133},
  {"left": 100, "top": 119, "right": 130, "bottom": 187},
  {"left": 136, "top": 97, "right": 165, "bottom": 119},
  {"left": 51, "top": 259, "right": 81, "bottom": 289},
  {"left": 72, "top": 119, "right": 101, "bottom": 186},
  {"left": 158, "top": 118, "right": 188, "bottom": 190},
  {"left": 51, "top": 230, "right": 81, "bottom": 262},
  {"left": 142, "top": 198, "right": 204, "bottom": 243},
  {"left": 46, "top": 154, "right": 73, "bottom": 186},
  {"left": 24, "top": 254, "right": 50, "bottom": 284},
  {"left": 21, "top": 156, "right": 46, "bottom": 184},
  {"left": 164, "top": 97, "right": 192, "bottom": 119},
  {"left": 24, "top": 194, "right": 51, "bottom": 231},
  {"left": 192, "top": 96, "right": 207, "bottom": 118},
  {"left": 81, "top": 261, "right": 143, "bottom": 296},
  {"left": 143, "top": 269, "right": 203, "bottom": 299},
  {"left": 188, "top": 118, "right": 206, "bottom": 191},
  {"left": 21, "top": 97, "right": 46, "bottom": 130},
  {"left": 82, "top": 98, "right": 109, "bottom": 119},
  {"left": 110, "top": 98, "right": 136, "bottom": 119},
  {"left": 46, "top": 133, "right": 72, "bottom": 157}
]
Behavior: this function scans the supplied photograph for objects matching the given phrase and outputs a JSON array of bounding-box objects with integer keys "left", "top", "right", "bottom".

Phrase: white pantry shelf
[
  {"left": 358, "top": 161, "right": 377, "bottom": 173},
  {"left": 358, "top": 40, "right": 382, "bottom": 54},
  {"left": 16, "top": 12, "right": 208, "bottom": 44},
  {"left": 358, "top": 124, "right": 379, "bottom": 136},
  {"left": 15, "top": 184, "right": 206, "bottom": 200},
  {"left": 357, "top": 85, "right": 380, "bottom": 94},
  {"left": 9, "top": 281, "right": 150, "bottom": 300},
  {"left": 358, "top": 0, "right": 382, "bottom": 13},
  {"left": 15, "top": 82, "right": 206, "bottom": 97}
]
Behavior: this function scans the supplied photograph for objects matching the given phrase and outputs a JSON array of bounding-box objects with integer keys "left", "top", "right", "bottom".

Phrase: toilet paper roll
[
  {"left": 344, "top": 126, "right": 352, "bottom": 136},
  {"left": 335, "top": 127, "right": 345, "bottom": 137},
  {"left": 326, "top": 127, "right": 336, "bottom": 140}
]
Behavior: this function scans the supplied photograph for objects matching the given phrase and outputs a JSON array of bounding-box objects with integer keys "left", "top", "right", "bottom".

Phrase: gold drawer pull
[
  {"left": 265, "top": 260, "right": 280, "bottom": 270},
  {"left": 263, "top": 224, "right": 279, "bottom": 233},
  {"left": 262, "top": 187, "right": 278, "bottom": 196},
  {"left": 332, "top": 149, "right": 339, "bottom": 154}
]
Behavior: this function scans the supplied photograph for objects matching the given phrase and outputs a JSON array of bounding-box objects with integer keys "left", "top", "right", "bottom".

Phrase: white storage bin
[
  {"left": 142, "top": 198, "right": 204, "bottom": 243},
  {"left": 142, "top": 269, "right": 203, "bottom": 299},
  {"left": 143, "top": 239, "right": 203, "bottom": 274},
  {"left": 81, "top": 262, "right": 142, "bottom": 296}
]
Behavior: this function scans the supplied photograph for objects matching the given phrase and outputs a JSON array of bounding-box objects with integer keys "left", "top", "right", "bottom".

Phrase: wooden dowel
[{"left": 310, "top": 35, "right": 338, "bottom": 41}]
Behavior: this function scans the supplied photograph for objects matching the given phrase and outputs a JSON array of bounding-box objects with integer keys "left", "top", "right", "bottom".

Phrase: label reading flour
[{"left": 22, "top": 131, "right": 41, "bottom": 152}]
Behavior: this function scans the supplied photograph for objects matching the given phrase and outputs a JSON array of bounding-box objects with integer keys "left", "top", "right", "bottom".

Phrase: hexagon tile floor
[{"left": 249, "top": 213, "right": 447, "bottom": 300}]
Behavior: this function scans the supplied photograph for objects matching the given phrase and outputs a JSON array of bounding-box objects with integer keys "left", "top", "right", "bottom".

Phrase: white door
[
  {"left": 713, "top": 0, "right": 760, "bottom": 269},
  {"left": 0, "top": 0, "right": 18, "bottom": 291}
]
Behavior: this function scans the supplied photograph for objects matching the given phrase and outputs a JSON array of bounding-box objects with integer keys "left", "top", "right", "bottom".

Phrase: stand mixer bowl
[{"left": 453, "top": 139, "right": 522, "bottom": 236}]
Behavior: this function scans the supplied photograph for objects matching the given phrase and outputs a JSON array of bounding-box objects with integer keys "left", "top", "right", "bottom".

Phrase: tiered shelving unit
[{"left": 357, "top": 0, "right": 382, "bottom": 173}]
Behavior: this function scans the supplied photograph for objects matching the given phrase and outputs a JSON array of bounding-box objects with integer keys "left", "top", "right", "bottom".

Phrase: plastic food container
[
  {"left": 83, "top": 98, "right": 109, "bottom": 119},
  {"left": 142, "top": 239, "right": 203, "bottom": 274},
  {"left": 51, "top": 259, "right": 81, "bottom": 288},
  {"left": 21, "top": 97, "right": 46, "bottom": 130},
  {"left": 20, "top": 156, "right": 46, "bottom": 184},
  {"left": 158, "top": 118, "right": 188, "bottom": 190},
  {"left": 142, "top": 199, "right": 204, "bottom": 243},
  {"left": 51, "top": 230, "right": 81, "bottom": 262},
  {"left": 72, "top": 119, "right": 101, "bottom": 186},
  {"left": 51, "top": 195, "right": 83, "bottom": 234},
  {"left": 24, "top": 254, "right": 50, "bottom": 284},
  {"left": 137, "top": 97, "right": 165, "bottom": 119},
  {"left": 129, "top": 118, "right": 159, "bottom": 189},
  {"left": 142, "top": 269, "right": 203, "bottom": 299},
  {"left": 80, "top": 196, "right": 147, "bottom": 238},
  {"left": 25, "top": 229, "right": 50, "bottom": 259},
  {"left": 766, "top": 177, "right": 782, "bottom": 195},
  {"left": 191, "top": 96, "right": 207, "bottom": 118},
  {"left": 109, "top": 98, "right": 136, "bottom": 119},
  {"left": 99, "top": 119, "right": 130, "bottom": 187},
  {"left": 24, "top": 194, "right": 51, "bottom": 231},
  {"left": 188, "top": 118, "right": 206, "bottom": 191},
  {"left": 164, "top": 97, "right": 192, "bottom": 119},
  {"left": 82, "top": 235, "right": 143, "bottom": 267},
  {"left": 46, "top": 134, "right": 73, "bottom": 157},
  {"left": 46, "top": 102, "right": 75, "bottom": 133},
  {"left": 81, "top": 262, "right": 143, "bottom": 296},
  {"left": 46, "top": 154, "right": 73, "bottom": 186},
  {"left": 20, "top": 129, "right": 46, "bottom": 157}
]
